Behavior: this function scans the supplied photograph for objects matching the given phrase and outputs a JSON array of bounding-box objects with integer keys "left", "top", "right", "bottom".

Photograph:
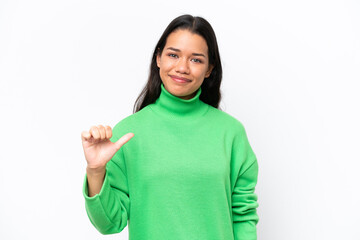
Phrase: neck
[{"left": 149, "top": 83, "right": 209, "bottom": 120}]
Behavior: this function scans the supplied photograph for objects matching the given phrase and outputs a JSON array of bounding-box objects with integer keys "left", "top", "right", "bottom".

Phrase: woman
[{"left": 81, "top": 14, "right": 259, "bottom": 240}]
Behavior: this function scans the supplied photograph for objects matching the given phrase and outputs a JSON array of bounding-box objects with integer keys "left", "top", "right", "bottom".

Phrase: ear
[
  {"left": 205, "top": 64, "right": 214, "bottom": 78},
  {"left": 156, "top": 49, "right": 161, "bottom": 68}
]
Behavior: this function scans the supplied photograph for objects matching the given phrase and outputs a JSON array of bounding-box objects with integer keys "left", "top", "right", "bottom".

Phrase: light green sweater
[{"left": 83, "top": 83, "right": 259, "bottom": 240}]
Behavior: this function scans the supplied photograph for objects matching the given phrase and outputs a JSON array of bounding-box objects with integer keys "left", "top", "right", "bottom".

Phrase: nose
[{"left": 175, "top": 58, "right": 190, "bottom": 74}]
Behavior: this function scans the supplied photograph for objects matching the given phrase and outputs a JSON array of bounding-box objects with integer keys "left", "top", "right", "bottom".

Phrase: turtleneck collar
[{"left": 149, "top": 83, "right": 209, "bottom": 120}]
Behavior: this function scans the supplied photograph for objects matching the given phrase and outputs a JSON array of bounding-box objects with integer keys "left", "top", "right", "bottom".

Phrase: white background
[{"left": 1, "top": 0, "right": 359, "bottom": 239}]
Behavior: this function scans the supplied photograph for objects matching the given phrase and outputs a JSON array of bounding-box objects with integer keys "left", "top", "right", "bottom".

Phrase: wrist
[
  {"left": 86, "top": 166, "right": 106, "bottom": 197},
  {"left": 86, "top": 165, "right": 106, "bottom": 176}
]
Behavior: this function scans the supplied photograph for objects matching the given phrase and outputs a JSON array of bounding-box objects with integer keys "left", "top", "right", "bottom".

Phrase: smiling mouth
[{"left": 170, "top": 75, "right": 191, "bottom": 83}]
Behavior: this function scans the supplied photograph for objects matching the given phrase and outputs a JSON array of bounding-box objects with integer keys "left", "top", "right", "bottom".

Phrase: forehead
[{"left": 164, "top": 29, "right": 208, "bottom": 55}]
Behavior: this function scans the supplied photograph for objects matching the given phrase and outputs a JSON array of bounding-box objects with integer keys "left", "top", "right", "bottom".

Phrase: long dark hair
[{"left": 133, "top": 14, "right": 222, "bottom": 113}]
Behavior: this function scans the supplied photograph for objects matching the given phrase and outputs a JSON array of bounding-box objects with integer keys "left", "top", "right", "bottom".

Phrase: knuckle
[
  {"left": 97, "top": 125, "right": 105, "bottom": 137},
  {"left": 90, "top": 126, "right": 97, "bottom": 133},
  {"left": 90, "top": 127, "right": 99, "bottom": 138},
  {"left": 105, "top": 126, "right": 112, "bottom": 139}
]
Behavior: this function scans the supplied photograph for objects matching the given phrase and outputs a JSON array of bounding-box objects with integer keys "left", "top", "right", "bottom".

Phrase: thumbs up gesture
[{"left": 81, "top": 125, "right": 134, "bottom": 171}]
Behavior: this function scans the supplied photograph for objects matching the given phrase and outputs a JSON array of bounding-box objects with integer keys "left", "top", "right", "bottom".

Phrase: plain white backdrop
[{"left": 1, "top": 0, "right": 359, "bottom": 239}]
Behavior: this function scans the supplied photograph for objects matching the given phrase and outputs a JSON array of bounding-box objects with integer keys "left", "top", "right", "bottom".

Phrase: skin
[
  {"left": 82, "top": 29, "right": 214, "bottom": 197},
  {"left": 81, "top": 126, "right": 134, "bottom": 197},
  {"left": 157, "top": 29, "right": 214, "bottom": 100}
]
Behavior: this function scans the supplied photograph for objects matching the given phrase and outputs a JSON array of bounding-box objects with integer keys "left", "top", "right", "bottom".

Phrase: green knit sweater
[{"left": 83, "top": 83, "right": 259, "bottom": 240}]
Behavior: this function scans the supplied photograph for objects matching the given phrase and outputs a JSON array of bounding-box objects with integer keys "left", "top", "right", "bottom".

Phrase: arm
[
  {"left": 231, "top": 124, "right": 259, "bottom": 240},
  {"left": 82, "top": 133, "right": 130, "bottom": 235}
]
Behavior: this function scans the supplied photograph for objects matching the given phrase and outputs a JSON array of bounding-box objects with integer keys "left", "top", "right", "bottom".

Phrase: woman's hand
[{"left": 81, "top": 125, "right": 134, "bottom": 173}]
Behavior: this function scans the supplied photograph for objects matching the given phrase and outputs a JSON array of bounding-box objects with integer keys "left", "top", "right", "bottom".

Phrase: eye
[
  {"left": 168, "top": 53, "right": 178, "bottom": 58},
  {"left": 191, "top": 58, "right": 202, "bottom": 63}
]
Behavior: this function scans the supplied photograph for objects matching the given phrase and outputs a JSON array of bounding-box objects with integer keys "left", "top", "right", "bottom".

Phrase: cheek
[
  {"left": 160, "top": 60, "right": 174, "bottom": 72},
  {"left": 192, "top": 66, "right": 208, "bottom": 78},
  {"left": 159, "top": 63, "right": 171, "bottom": 79}
]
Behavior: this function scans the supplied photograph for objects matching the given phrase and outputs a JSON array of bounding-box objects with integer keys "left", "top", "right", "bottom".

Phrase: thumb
[{"left": 114, "top": 132, "right": 135, "bottom": 150}]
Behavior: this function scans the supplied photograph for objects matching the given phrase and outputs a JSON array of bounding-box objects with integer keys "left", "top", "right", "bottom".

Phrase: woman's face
[{"left": 156, "top": 29, "right": 213, "bottom": 100}]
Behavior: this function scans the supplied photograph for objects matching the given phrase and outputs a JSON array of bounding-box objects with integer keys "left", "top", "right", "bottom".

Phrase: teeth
[{"left": 174, "top": 78, "right": 187, "bottom": 82}]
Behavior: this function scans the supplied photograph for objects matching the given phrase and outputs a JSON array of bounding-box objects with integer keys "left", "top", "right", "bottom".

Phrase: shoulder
[
  {"left": 207, "top": 106, "right": 246, "bottom": 133},
  {"left": 111, "top": 106, "right": 152, "bottom": 138}
]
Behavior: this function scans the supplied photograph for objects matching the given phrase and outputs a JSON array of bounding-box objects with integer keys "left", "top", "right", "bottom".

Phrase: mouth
[{"left": 169, "top": 75, "right": 191, "bottom": 83}]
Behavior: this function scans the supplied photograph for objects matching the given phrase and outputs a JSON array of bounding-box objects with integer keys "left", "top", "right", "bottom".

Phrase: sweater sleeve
[
  {"left": 82, "top": 132, "right": 130, "bottom": 235},
  {"left": 231, "top": 124, "right": 259, "bottom": 240}
]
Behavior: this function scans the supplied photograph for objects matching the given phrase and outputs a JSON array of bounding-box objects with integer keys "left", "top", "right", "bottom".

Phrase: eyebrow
[{"left": 166, "top": 47, "right": 206, "bottom": 57}]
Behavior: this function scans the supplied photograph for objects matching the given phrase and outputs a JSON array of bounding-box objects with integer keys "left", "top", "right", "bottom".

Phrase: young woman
[{"left": 81, "top": 14, "right": 259, "bottom": 240}]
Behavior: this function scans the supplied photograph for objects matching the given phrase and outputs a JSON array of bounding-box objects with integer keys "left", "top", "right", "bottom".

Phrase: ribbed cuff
[
  {"left": 82, "top": 171, "right": 111, "bottom": 201},
  {"left": 233, "top": 220, "right": 257, "bottom": 240},
  {"left": 83, "top": 171, "right": 117, "bottom": 233}
]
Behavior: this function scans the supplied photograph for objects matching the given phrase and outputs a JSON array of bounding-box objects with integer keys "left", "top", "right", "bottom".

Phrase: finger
[
  {"left": 90, "top": 126, "right": 100, "bottom": 140},
  {"left": 114, "top": 133, "right": 135, "bottom": 150},
  {"left": 81, "top": 131, "right": 91, "bottom": 141},
  {"left": 105, "top": 125, "right": 112, "bottom": 139},
  {"left": 97, "top": 125, "right": 106, "bottom": 140}
]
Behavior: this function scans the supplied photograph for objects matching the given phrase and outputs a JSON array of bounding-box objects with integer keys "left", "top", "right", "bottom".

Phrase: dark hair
[{"left": 133, "top": 14, "right": 222, "bottom": 113}]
